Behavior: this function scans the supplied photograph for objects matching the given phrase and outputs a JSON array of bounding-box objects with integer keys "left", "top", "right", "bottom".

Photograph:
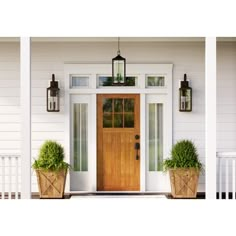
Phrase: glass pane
[
  {"left": 113, "top": 61, "right": 125, "bottom": 83},
  {"left": 114, "top": 99, "right": 123, "bottom": 112},
  {"left": 81, "top": 105, "right": 88, "bottom": 171},
  {"left": 149, "top": 104, "right": 163, "bottom": 171},
  {"left": 180, "top": 89, "right": 191, "bottom": 111},
  {"left": 125, "top": 77, "right": 136, "bottom": 86},
  {"left": 124, "top": 114, "right": 134, "bottom": 128},
  {"left": 147, "top": 76, "right": 165, "bottom": 87},
  {"left": 73, "top": 104, "right": 88, "bottom": 171},
  {"left": 98, "top": 76, "right": 136, "bottom": 87},
  {"left": 103, "top": 113, "right": 112, "bottom": 128},
  {"left": 99, "top": 76, "right": 113, "bottom": 86},
  {"left": 71, "top": 76, "right": 89, "bottom": 87},
  {"left": 149, "top": 104, "right": 155, "bottom": 171},
  {"left": 103, "top": 99, "right": 113, "bottom": 112},
  {"left": 114, "top": 114, "right": 123, "bottom": 128},
  {"left": 124, "top": 99, "right": 134, "bottom": 112}
]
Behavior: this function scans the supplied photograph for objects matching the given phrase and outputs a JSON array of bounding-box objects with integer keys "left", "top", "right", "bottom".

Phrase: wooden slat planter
[
  {"left": 36, "top": 169, "right": 67, "bottom": 199},
  {"left": 169, "top": 168, "right": 200, "bottom": 198}
]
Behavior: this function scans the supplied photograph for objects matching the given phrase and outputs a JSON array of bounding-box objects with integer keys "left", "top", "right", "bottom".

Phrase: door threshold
[
  {"left": 69, "top": 191, "right": 167, "bottom": 195},
  {"left": 71, "top": 191, "right": 168, "bottom": 199}
]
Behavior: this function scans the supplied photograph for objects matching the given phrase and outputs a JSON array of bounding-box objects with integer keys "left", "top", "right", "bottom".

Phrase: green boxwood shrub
[
  {"left": 32, "top": 140, "right": 70, "bottom": 171},
  {"left": 163, "top": 140, "right": 202, "bottom": 171}
]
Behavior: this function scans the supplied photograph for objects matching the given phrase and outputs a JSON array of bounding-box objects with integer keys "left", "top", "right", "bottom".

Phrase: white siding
[
  {"left": 217, "top": 42, "right": 236, "bottom": 192},
  {"left": 0, "top": 41, "right": 205, "bottom": 192},
  {"left": 217, "top": 42, "right": 236, "bottom": 150},
  {"left": 0, "top": 43, "right": 20, "bottom": 156}
]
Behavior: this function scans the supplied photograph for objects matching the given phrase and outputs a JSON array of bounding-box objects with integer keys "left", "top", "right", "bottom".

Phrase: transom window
[
  {"left": 98, "top": 76, "right": 137, "bottom": 87},
  {"left": 70, "top": 75, "right": 89, "bottom": 88},
  {"left": 146, "top": 75, "right": 165, "bottom": 87}
]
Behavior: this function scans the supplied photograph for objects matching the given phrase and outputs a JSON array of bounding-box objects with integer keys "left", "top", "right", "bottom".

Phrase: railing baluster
[
  {"left": 1, "top": 155, "right": 20, "bottom": 200},
  {"left": 1, "top": 156, "right": 4, "bottom": 199},
  {"left": 233, "top": 159, "right": 235, "bottom": 200},
  {"left": 219, "top": 157, "right": 222, "bottom": 199},
  {"left": 226, "top": 159, "right": 229, "bottom": 199},
  {"left": 8, "top": 156, "right": 11, "bottom": 199},
  {"left": 15, "top": 156, "right": 18, "bottom": 199}
]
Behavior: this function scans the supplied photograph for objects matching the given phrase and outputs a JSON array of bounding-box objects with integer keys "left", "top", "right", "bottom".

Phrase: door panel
[{"left": 97, "top": 94, "right": 140, "bottom": 191}]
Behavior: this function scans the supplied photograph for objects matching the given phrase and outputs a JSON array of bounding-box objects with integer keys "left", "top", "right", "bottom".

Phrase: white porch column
[
  {"left": 205, "top": 37, "right": 216, "bottom": 199},
  {"left": 20, "top": 37, "right": 31, "bottom": 199}
]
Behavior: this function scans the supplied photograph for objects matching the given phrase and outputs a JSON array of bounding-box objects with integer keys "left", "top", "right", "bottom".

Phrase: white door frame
[{"left": 64, "top": 64, "right": 173, "bottom": 192}]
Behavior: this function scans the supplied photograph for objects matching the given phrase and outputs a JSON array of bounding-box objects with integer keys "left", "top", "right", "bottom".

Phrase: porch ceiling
[
  {"left": 0, "top": 37, "right": 205, "bottom": 43},
  {"left": 1, "top": 37, "right": 236, "bottom": 43}
]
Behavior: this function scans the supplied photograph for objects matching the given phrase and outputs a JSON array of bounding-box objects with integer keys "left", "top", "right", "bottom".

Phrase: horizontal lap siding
[
  {"left": 217, "top": 42, "right": 236, "bottom": 192},
  {"left": 217, "top": 43, "right": 236, "bottom": 151},
  {"left": 0, "top": 43, "right": 20, "bottom": 158},
  {"left": 0, "top": 43, "right": 21, "bottom": 194},
  {"left": 0, "top": 41, "right": 206, "bottom": 192}
]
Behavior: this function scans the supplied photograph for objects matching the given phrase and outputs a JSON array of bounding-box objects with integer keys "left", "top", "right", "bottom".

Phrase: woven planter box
[
  {"left": 36, "top": 169, "right": 67, "bottom": 199},
  {"left": 169, "top": 168, "right": 200, "bottom": 198}
]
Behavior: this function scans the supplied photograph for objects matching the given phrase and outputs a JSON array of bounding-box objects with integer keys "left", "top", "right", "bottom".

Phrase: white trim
[
  {"left": 205, "top": 37, "right": 217, "bottom": 199},
  {"left": 20, "top": 37, "right": 31, "bottom": 199},
  {"left": 70, "top": 95, "right": 93, "bottom": 191},
  {"left": 64, "top": 63, "right": 173, "bottom": 192},
  {"left": 140, "top": 94, "right": 146, "bottom": 191},
  {"left": 67, "top": 88, "right": 169, "bottom": 94},
  {"left": 91, "top": 94, "right": 97, "bottom": 191},
  {"left": 146, "top": 95, "right": 172, "bottom": 192},
  {"left": 64, "top": 66, "right": 70, "bottom": 192}
]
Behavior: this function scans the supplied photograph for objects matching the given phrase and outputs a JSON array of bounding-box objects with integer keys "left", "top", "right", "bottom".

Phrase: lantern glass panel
[
  {"left": 113, "top": 60, "right": 125, "bottom": 84},
  {"left": 179, "top": 88, "right": 192, "bottom": 111},
  {"left": 47, "top": 88, "right": 60, "bottom": 112}
]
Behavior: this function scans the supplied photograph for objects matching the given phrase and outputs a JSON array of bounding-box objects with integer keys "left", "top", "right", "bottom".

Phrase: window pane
[
  {"left": 114, "top": 114, "right": 123, "bottom": 128},
  {"left": 124, "top": 99, "right": 134, "bottom": 112},
  {"left": 125, "top": 77, "right": 136, "bottom": 86},
  {"left": 124, "top": 113, "right": 134, "bottom": 128},
  {"left": 114, "top": 99, "right": 123, "bottom": 112},
  {"left": 71, "top": 76, "right": 89, "bottom": 87},
  {"left": 98, "top": 76, "right": 136, "bottom": 87},
  {"left": 146, "top": 76, "right": 165, "bottom": 87},
  {"left": 73, "top": 104, "right": 88, "bottom": 171},
  {"left": 149, "top": 104, "right": 163, "bottom": 171},
  {"left": 103, "top": 113, "right": 112, "bottom": 128},
  {"left": 103, "top": 99, "right": 113, "bottom": 112},
  {"left": 99, "top": 76, "right": 113, "bottom": 86}
]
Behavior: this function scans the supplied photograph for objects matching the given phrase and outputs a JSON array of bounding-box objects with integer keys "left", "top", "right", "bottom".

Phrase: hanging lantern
[
  {"left": 47, "top": 74, "right": 60, "bottom": 112},
  {"left": 112, "top": 37, "right": 126, "bottom": 85},
  {"left": 179, "top": 74, "right": 192, "bottom": 112}
]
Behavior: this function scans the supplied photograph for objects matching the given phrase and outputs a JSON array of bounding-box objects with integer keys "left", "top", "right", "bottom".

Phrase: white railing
[
  {"left": 0, "top": 154, "right": 20, "bottom": 199},
  {"left": 217, "top": 152, "right": 236, "bottom": 199}
]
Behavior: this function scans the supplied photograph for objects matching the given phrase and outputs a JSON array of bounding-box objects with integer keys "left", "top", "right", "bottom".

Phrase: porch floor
[{"left": 30, "top": 192, "right": 206, "bottom": 199}]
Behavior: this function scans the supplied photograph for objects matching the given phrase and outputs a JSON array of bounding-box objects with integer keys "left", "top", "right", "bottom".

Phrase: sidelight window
[
  {"left": 148, "top": 103, "right": 163, "bottom": 171},
  {"left": 73, "top": 103, "right": 88, "bottom": 171}
]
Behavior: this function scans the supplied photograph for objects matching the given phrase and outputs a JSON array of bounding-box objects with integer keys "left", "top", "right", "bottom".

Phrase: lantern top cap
[
  {"left": 49, "top": 74, "right": 59, "bottom": 89},
  {"left": 112, "top": 54, "right": 126, "bottom": 61},
  {"left": 180, "top": 73, "right": 190, "bottom": 88}
]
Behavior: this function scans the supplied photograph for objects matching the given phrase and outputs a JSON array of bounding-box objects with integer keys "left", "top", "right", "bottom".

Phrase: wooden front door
[{"left": 97, "top": 94, "right": 140, "bottom": 191}]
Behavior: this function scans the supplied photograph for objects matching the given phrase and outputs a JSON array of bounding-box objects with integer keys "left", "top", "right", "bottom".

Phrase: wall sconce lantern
[
  {"left": 47, "top": 74, "right": 60, "bottom": 112},
  {"left": 179, "top": 73, "right": 192, "bottom": 112},
  {"left": 112, "top": 37, "right": 126, "bottom": 85}
]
